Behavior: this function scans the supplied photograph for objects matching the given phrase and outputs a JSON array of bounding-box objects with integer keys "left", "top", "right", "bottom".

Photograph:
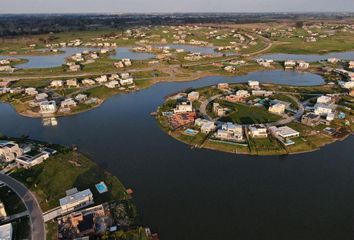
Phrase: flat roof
[
  {"left": 59, "top": 189, "right": 93, "bottom": 206},
  {"left": 0, "top": 223, "right": 12, "bottom": 240}
]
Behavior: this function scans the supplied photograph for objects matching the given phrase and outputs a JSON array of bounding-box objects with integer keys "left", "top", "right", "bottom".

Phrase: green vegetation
[
  {"left": 11, "top": 149, "right": 129, "bottom": 211},
  {"left": 218, "top": 101, "right": 282, "bottom": 124}
]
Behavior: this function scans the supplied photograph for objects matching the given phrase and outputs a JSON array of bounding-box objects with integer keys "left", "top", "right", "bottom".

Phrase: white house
[
  {"left": 174, "top": 101, "right": 193, "bottom": 113},
  {"left": 248, "top": 80, "right": 259, "bottom": 89},
  {"left": 339, "top": 80, "right": 354, "bottom": 89},
  {"left": 39, "top": 100, "right": 57, "bottom": 114},
  {"left": 50, "top": 80, "right": 64, "bottom": 88},
  {"left": 66, "top": 79, "right": 78, "bottom": 88},
  {"left": 187, "top": 91, "right": 200, "bottom": 101},
  {"left": 59, "top": 188, "right": 94, "bottom": 214},
  {"left": 216, "top": 122, "right": 244, "bottom": 141},
  {"left": 269, "top": 103, "right": 286, "bottom": 115},
  {"left": 284, "top": 60, "right": 296, "bottom": 68},
  {"left": 0, "top": 141, "right": 23, "bottom": 162},
  {"left": 61, "top": 98, "right": 77, "bottom": 108},
  {"left": 195, "top": 118, "right": 216, "bottom": 134},
  {"left": 269, "top": 126, "right": 299, "bottom": 140},
  {"left": 16, "top": 152, "right": 49, "bottom": 169},
  {"left": 249, "top": 125, "right": 268, "bottom": 138},
  {"left": 35, "top": 93, "right": 48, "bottom": 101},
  {"left": 0, "top": 223, "right": 12, "bottom": 240},
  {"left": 25, "top": 87, "right": 38, "bottom": 96},
  {"left": 105, "top": 80, "right": 120, "bottom": 88},
  {"left": 317, "top": 95, "right": 333, "bottom": 104},
  {"left": 95, "top": 75, "right": 108, "bottom": 84},
  {"left": 82, "top": 79, "right": 96, "bottom": 86},
  {"left": 314, "top": 103, "right": 334, "bottom": 116},
  {"left": 120, "top": 77, "right": 134, "bottom": 86}
]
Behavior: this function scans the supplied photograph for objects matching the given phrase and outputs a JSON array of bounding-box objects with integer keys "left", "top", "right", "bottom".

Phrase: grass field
[
  {"left": 11, "top": 150, "right": 129, "bottom": 211},
  {"left": 218, "top": 101, "right": 282, "bottom": 124}
]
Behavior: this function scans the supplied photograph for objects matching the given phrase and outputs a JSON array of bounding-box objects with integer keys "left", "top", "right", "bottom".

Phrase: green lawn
[
  {"left": 219, "top": 101, "right": 282, "bottom": 124},
  {"left": 11, "top": 150, "right": 129, "bottom": 211}
]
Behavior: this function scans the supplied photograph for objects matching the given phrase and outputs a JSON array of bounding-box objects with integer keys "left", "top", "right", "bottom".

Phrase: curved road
[{"left": 0, "top": 173, "right": 45, "bottom": 240}]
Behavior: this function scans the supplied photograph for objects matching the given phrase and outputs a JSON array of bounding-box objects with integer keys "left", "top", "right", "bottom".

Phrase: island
[{"left": 155, "top": 81, "right": 353, "bottom": 155}]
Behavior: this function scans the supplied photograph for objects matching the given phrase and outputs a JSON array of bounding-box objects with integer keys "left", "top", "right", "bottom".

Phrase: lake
[
  {"left": 259, "top": 51, "right": 354, "bottom": 62},
  {"left": 1, "top": 71, "right": 353, "bottom": 240}
]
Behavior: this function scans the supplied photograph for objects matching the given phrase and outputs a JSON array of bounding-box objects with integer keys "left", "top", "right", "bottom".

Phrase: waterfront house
[
  {"left": 195, "top": 118, "right": 216, "bottom": 134},
  {"left": 252, "top": 90, "right": 273, "bottom": 97},
  {"left": 75, "top": 94, "right": 88, "bottom": 102},
  {"left": 327, "top": 58, "right": 340, "bottom": 64},
  {"left": 296, "top": 61, "right": 310, "bottom": 70},
  {"left": 269, "top": 126, "right": 300, "bottom": 142},
  {"left": 61, "top": 98, "right": 77, "bottom": 109},
  {"left": 217, "top": 83, "right": 229, "bottom": 90},
  {"left": 248, "top": 125, "right": 268, "bottom": 138},
  {"left": 248, "top": 80, "right": 260, "bottom": 89},
  {"left": 0, "top": 141, "right": 23, "bottom": 162},
  {"left": 39, "top": 100, "right": 57, "bottom": 114},
  {"left": 16, "top": 152, "right": 49, "bottom": 169},
  {"left": 105, "top": 81, "right": 120, "bottom": 89},
  {"left": 120, "top": 77, "right": 134, "bottom": 86},
  {"left": 187, "top": 91, "right": 200, "bottom": 101},
  {"left": 216, "top": 122, "right": 244, "bottom": 141},
  {"left": 59, "top": 188, "right": 94, "bottom": 214},
  {"left": 284, "top": 60, "right": 296, "bottom": 69}
]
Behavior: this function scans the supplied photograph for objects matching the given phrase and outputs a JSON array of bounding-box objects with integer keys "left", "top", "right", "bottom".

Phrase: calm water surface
[{"left": 1, "top": 71, "right": 353, "bottom": 240}]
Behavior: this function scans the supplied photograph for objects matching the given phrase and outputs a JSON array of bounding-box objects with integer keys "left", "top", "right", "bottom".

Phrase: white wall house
[
  {"left": 174, "top": 101, "right": 193, "bottom": 113},
  {"left": 59, "top": 188, "right": 94, "bottom": 214},
  {"left": 39, "top": 100, "right": 57, "bottom": 114}
]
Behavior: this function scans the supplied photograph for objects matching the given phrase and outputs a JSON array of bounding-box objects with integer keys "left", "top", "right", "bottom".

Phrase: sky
[{"left": 1, "top": 0, "right": 354, "bottom": 14}]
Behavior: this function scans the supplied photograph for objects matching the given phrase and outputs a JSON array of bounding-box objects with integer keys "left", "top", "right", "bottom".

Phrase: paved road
[
  {"left": 199, "top": 94, "right": 222, "bottom": 120},
  {"left": 0, "top": 173, "right": 45, "bottom": 240}
]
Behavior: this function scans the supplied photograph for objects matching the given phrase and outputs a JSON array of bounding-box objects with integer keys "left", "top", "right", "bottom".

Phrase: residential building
[
  {"left": 216, "top": 122, "right": 244, "bottom": 141},
  {"left": 248, "top": 125, "right": 268, "bottom": 138},
  {"left": 25, "top": 87, "right": 38, "bottom": 96},
  {"left": 195, "top": 118, "right": 216, "bottom": 134},
  {"left": 120, "top": 77, "right": 134, "bottom": 86},
  {"left": 39, "top": 100, "right": 57, "bottom": 114},
  {"left": 0, "top": 201, "right": 7, "bottom": 220},
  {"left": 187, "top": 91, "right": 199, "bottom": 101},
  {"left": 16, "top": 152, "right": 49, "bottom": 168},
  {"left": 224, "top": 66, "right": 236, "bottom": 73},
  {"left": 75, "top": 94, "right": 88, "bottom": 102},
  {"left": 82, "top": 79, "right": 96, "bottom": 86},
  {"left": 217, "top": 83, "right": 229, "bottom": 90},
  {"left": 105, "top": 81, "right": 120, "bottom": 88},
  {"left": 59, "top": 188, "right": 94, "bottom": 214},
  {"left": 95, "top": 75, "right": 108, "bottom": 84},
  {"left": 248, "top": 80, "right": 259, "bottom": 89},
  {"left": 35, "top": 93, "right": 48, "bottom": 101},
  {"left": 213, "top": 103, "right": 228, "bottom": 117},
  {"left": 269, "top": 126, "right": 300, "bottom": 140},
  {"left": 66, "top": 79, "right": 79, "bottom": 88},
  {"left": 50, "top": 80, "right": 64, "bottom": 87},
  {"left": 284, "top": 60, "right": 296, "bottom": 69},
  {"left": 269, "top": 103, "right": 286, "bottom": 115},
  {"left": 317, "top": 95, "right": 333, "bottom": 104},
  {"left": 0, "top": 223, "right": 12, "bottom": 240},
  {"left": 301, "top": 113, "right": 321, "bottom": 126},
  {"left": 252, "top": 90, "right": 273, "bottom": 97},
  {"left": 174, "top": 101, "right": 193, "bottom": 113},
  {"left": 297, "top": 61, "right": 310, "bottom": 70},
  {"left": 61, "top": 98, "right": 77, "bottom": 108},
  {"left": 0, "top": 141, "right": 23, "bottom": 162},
  {"left": 339, "top": 80, "right": 354, "bottom": 89},
  {"left": 327, "top": 58, "right": 340, "bottom": 64},
  {"left": 314, "top": 103, "right": 334, "bottom": 116}
]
